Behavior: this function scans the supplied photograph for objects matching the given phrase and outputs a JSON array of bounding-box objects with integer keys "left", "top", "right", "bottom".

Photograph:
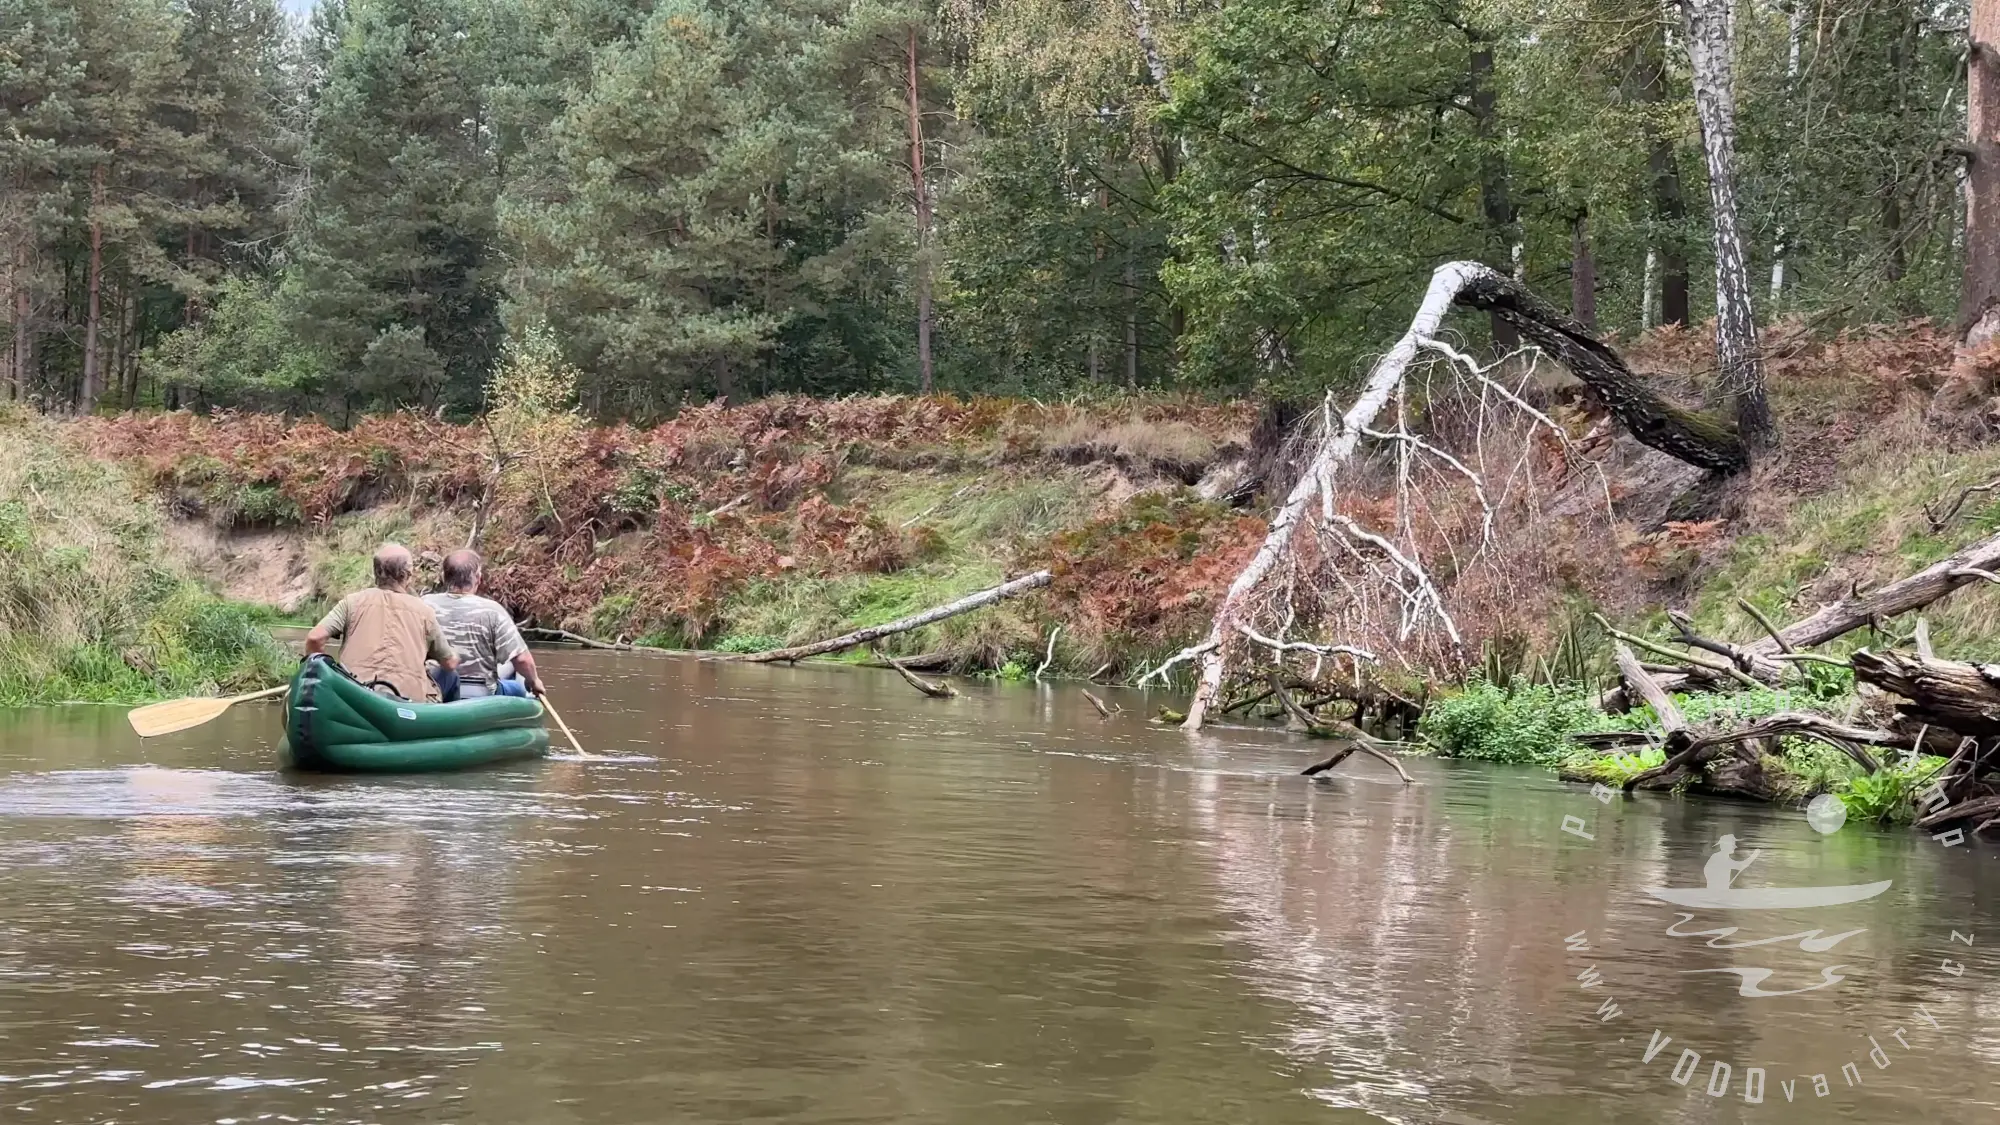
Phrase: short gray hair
[{"left": 372, "top": 543, "right": 413, "bottom": 587}]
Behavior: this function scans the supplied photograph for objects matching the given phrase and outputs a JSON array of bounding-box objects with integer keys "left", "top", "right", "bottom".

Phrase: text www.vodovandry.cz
[{"left": 1556, "top": 782, "right": 1981, "bottom": 1106}]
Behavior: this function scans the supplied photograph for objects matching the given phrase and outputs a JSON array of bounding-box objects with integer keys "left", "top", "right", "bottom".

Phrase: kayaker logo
[
  {"left": 1648, "top": 835, "right": 1887, "bottom": 999},
  {"left": 1556, "top": 786, "right": 1980, "bottom": 1107}
]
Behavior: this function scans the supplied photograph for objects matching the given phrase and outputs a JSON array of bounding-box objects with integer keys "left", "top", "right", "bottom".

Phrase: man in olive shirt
[
  {"left": 424, "top": 549, "right": 543, "bottom": 699},
  {"left": 304, "top": 543, "right": 458, "bottom": 701}
]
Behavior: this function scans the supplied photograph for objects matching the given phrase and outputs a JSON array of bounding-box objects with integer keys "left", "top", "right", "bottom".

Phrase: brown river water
[{"left": 0, "top": 650, "right": 1997, "bottom": 1124}]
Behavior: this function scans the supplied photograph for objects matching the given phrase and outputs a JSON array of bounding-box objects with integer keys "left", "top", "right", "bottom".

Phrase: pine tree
[
  {"left": 69, "top": 0, "right": 193, "bottom": 412},
  {"left": 285, "top": 0, "right": 503, "bottom": 409},
  {"left": 0, "top": 0, "right": 82, "bottom": 401},
  {"left": 504, "top": 0, "right": 911, "bottom": 413}
]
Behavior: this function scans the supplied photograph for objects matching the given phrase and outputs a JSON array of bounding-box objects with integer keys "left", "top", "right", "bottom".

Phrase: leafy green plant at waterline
[
  {"left": 1417, "top": 682, "right": 1605, "bottom": 766},
  {"left": 1836, "top": 755, "right": 1950, "bottom": 824}
]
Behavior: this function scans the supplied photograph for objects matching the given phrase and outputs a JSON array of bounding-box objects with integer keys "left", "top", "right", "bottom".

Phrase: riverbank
[
  {"left": 15, "top": 319, "right": 2000, "bottom": 829},
  {"left": 0, "top": 406, "right": 292, "bottom": 706}
]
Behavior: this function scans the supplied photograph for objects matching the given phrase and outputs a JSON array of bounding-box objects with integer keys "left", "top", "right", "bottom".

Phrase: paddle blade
[{"left": 127, "top": 696, "right": 236, "bottom": 738}]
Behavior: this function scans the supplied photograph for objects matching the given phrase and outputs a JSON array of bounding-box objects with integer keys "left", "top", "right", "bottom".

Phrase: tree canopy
[{"left": 0, "top": 0, "right": 1979, "bottom": 418}]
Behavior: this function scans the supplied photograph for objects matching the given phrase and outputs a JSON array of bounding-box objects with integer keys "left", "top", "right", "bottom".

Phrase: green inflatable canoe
[{"left": 282, "top": 655, "right": 550, "bottom": 773}]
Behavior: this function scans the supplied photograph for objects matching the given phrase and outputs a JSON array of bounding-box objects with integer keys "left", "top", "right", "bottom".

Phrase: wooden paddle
[
  {"left": 537, "top": 692, "right": 587, "bottom": 756},
  {"left": 127, "top": 683, "right": 290, "bottom": 738}
]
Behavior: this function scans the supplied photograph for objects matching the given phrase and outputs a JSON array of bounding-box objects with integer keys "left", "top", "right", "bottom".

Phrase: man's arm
[
  {"left": 304, "top": 598, "right": 348, "bottom": 656},
  {"left": 492, "top": 613, "right": 541, "bottom": 693},
  {"left": 512, "top": 649, "right": 543, "bottom": 695}
]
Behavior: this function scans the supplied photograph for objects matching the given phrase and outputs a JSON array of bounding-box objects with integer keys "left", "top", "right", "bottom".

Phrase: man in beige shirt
[{"left": 305, "top": 543, "right": 458, "bottom": 701}]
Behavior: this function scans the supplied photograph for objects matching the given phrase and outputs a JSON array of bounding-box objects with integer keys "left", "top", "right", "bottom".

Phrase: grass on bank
[
  {"left": 1417, "top": 679, "right": 1947, "bottom": 823},
  {"left": 0, "top": 406, "right": 290, "bottom": 706}
]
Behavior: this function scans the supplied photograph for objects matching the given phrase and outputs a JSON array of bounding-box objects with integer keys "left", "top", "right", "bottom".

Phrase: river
[{"left": 0, "top": 651, "right": 1995, "bottom": 1124}]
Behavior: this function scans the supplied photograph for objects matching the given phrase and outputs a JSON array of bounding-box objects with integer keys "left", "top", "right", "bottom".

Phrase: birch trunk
[
  {"left": 1768, "top": 0, "right": 1806, "bottom": 308},
  {"left": 1124, "top": 0, "right": 1169, "bottom": 88},
  {"left": 1180, "top": 262, "right": 1488, "bottom": 729},
  {"left": 1684, "top": 0, "right": 1773, "bottom": 447}
]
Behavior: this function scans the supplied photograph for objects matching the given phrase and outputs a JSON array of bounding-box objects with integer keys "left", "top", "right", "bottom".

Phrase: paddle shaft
[
  {"left": 231, "top": 684, "right": 292, "bottom": 704},
  {"left": 539, "top": 693, "right": 586, "bottom": 755}
]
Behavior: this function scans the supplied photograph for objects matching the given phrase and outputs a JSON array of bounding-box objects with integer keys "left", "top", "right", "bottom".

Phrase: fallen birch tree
[
  {"left": 733, "top": 570, "right": 1052, "bottom": 664},
  {"left": 1155, "top": 260, "right": 1746, "bottom": 731}
]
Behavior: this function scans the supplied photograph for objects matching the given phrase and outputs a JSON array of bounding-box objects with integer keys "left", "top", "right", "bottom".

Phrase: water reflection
[{"left": 0, "top": 655, "right": 1993, "bottom": 1124}]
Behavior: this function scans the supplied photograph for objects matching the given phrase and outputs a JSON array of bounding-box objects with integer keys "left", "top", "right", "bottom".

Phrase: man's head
[
  {"left": 442, "top": 549, "right": 483, "bottom": 593},
  {"left": 372, "top": 543, "right": 414, "bottom": 590}
]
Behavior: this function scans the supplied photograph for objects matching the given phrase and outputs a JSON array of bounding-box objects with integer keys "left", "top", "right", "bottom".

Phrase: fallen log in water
[
  {"left": 882, "top": 652, "right": 956, "bottom": 698},
  {"left": 731, "top": 571, "right": 1053, "bottom": 664}
]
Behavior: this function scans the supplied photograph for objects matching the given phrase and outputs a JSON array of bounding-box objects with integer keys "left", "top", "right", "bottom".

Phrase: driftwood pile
[{"left": 1580, "top": 516, "right": 2000, "bottom": 834}]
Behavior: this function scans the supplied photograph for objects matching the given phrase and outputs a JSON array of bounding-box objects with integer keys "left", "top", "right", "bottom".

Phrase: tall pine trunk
[
  {"left": 1962, "top": 0, "right": 2000, "bottom": 348},
  {"left": 2, "top": 244, "right": 16, "bottom": 401},
  {"left": 10, "top": 242, "right": 28, "bottom": 401},
  {"left": 81, "top": 165, "right": 105, "bottom": 414},
  {"left": 1632, "top": 30, "right": 1692, "bottom": 327},
  {"left": 905, "top": 27, "right": 934, "bottom": 394},
  {"left": 1469, "top": 39, "right": 1520, "bottom": 352},
  {"left": 1684, "top": 0, "right": 1773, "bottom": 448}
]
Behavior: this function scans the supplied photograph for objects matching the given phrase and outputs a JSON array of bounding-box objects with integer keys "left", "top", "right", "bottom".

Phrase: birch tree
[{"left": 1682, "top": 0, "right": 1772, "bottom": 447}]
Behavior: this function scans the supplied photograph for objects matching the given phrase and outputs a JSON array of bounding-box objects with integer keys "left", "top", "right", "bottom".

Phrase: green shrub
[
  {"left": 1837, "top": 755, "right": 1949, "bottom": 824},
  {"left": 1418, "top": 682, "right": 1605, "bottom": 766},
  {"left": 1563, "top": 745, "right": 1667, "bottom": 785}
]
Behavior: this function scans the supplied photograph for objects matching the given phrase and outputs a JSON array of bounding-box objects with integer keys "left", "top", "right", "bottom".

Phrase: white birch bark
[
  {"left": 1683, "top": 0, "right": 1772, "bottom": 444},
  {"left": 1768, "top": 1, "right": 1806, "bottom": 308},
  {"left": 1178, "top": 261, "right": 1489, "bottom": 729},
  {"left": 1125, "top": 0, "right": 1170, "bottom": 88}
]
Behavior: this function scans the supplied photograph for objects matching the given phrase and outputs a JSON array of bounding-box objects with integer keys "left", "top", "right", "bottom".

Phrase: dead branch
[
  {"left": 522, "top": 627, "right": 686, "bottom": 655},
  {"left": 1680, "top": 713, "right": 1899, "bottom": 774},
  {"left": 1220, "top": 686, "right": 1278, "bottom": 715},
  {"left": 884, "top": 652, "right": 956, "bottom": 697},
  {"left": 1924, "top": 476, "right": 2000, "bottom": 532},
  {"left": 1271, "top": 676, "right": 1413, "bottom": 783},
  {"left": 1138, "top": 639, "right": 1219, "bottom": 687},
  {"left": 857, "top": 651, "right": 952, "bottom": 671},
  {"left": 1235, "top": 624, "right": 1378, "bottom": 664},
  {"left": 734, "top": 571, "right": 1052, "bottom": 664},
  {"left": 1082, "top": 690, "right": 1120, "bottom": 719},
  {"left": 1736, "top": 598, "right": 1794, "bottom": 653},
  {"left": 1594, "top": 614, "right": 1760, "bottom": 688},
  {"left": 1323, "top": 515, "right": 1462, "bottom": 646},
  {"left": 1667, "top": 610, "right": 1760, "bottom": 673},
  {"left": 706, "top": 492, "right": 753, "bottom": 518},
  {"left": 1036, "top": 626, "right": 1062, "bottom": 681},
  {"left": 1615, "top": 643, "right": 1686, "bottom": 732}
]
